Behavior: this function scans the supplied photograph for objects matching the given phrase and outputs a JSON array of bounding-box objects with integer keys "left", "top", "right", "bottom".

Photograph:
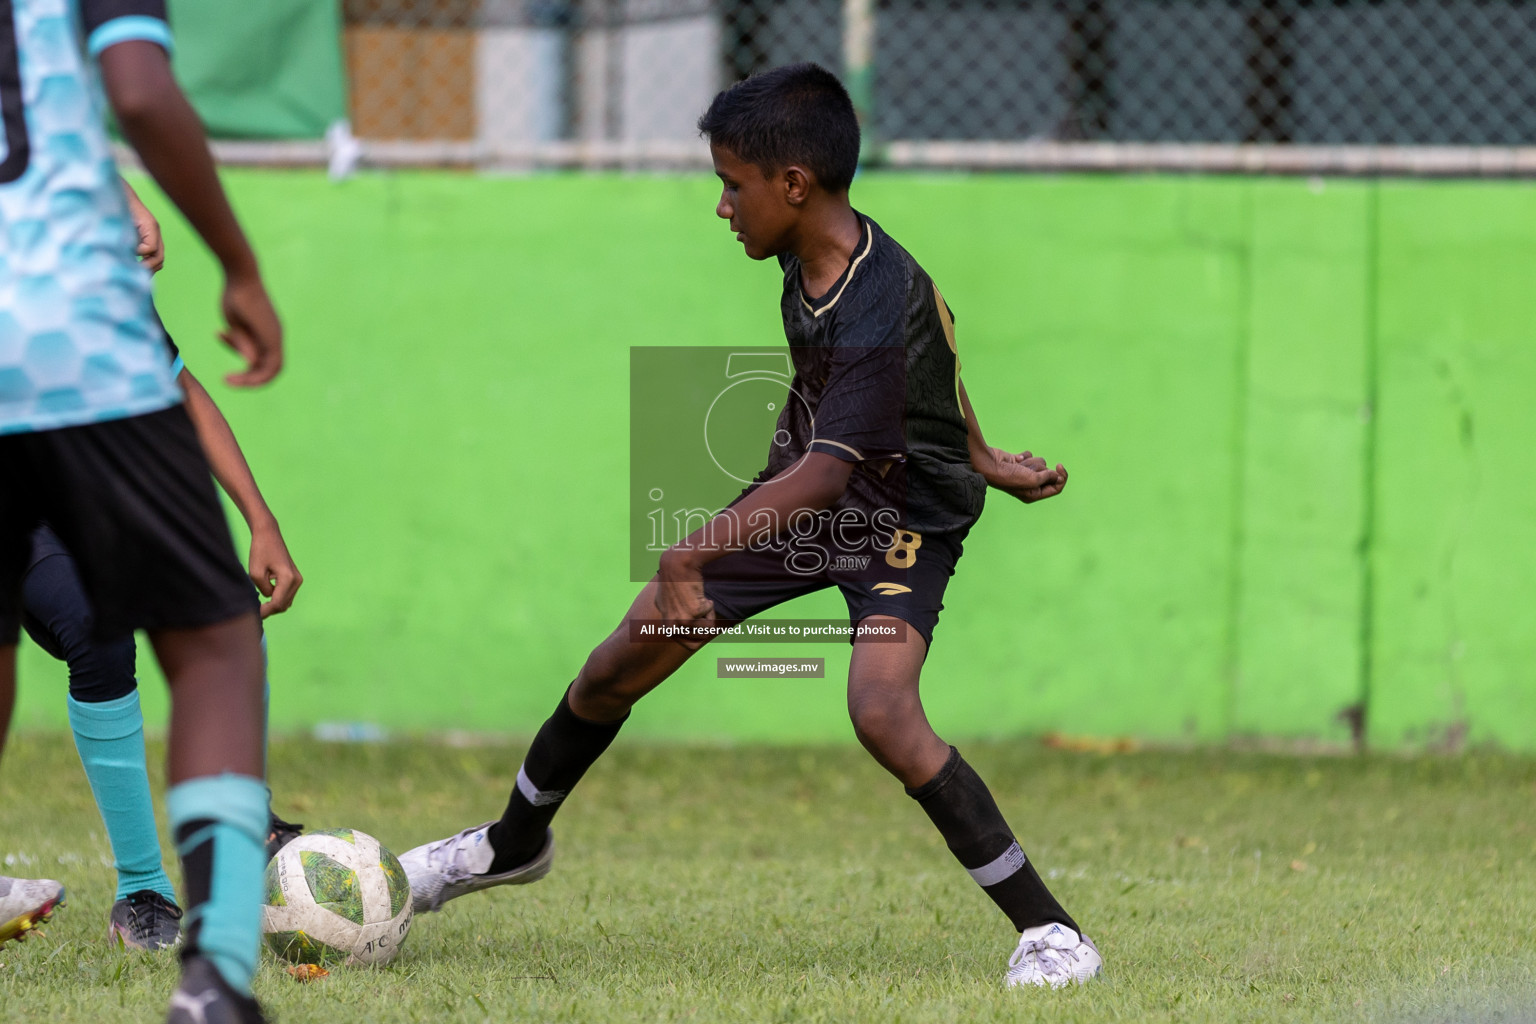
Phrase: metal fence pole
[{"left": 843, "top": 0, "right": 876, "bottom": 162}]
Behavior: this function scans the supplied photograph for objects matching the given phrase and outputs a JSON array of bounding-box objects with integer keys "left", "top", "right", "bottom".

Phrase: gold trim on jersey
[
  {"left": 809, "top": 438, "right": 865, "bottom": 460},
  {"left": 804, "top": 221, "right": 875, "bottom": 319},
  {"left": 933, "top": 283, "right": 963, "bottom": 408},
  {"left": 933, "top": 284, "right": 958, "bottom": 354}
]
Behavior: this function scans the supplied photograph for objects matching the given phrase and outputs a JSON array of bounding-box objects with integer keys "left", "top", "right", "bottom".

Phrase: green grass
[{"left": 2, "top": 734, "right": 1534, "bottom": 1022}]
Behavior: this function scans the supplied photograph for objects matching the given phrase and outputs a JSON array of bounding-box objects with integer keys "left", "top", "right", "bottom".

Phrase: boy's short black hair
[{"left": 697, "top": 62, "right": 860, "bottom": 193}]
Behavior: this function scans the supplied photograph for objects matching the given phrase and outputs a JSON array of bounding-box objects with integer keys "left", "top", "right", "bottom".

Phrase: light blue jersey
[{"left": 0, "top": 0, "right": 180, "bottom": 436}]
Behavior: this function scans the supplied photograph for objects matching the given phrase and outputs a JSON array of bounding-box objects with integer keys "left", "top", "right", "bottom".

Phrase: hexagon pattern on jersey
[{"left": 0, "top": 0, "right": 180, "bottom": 435}]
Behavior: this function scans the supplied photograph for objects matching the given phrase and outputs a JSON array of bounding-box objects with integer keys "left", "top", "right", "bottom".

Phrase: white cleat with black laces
[
  {"left": 1005, "top": 923, "right": 1102, "bottom": 988},
  {"left": 399, "top": 822, "right": 554, "bottom": 914}
]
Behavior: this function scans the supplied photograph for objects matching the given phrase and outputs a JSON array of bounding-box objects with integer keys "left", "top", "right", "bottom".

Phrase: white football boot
[
  {"left": 400, "top": 822, "right": 554, "bottom": 913},
  {"left": 1005, "top": 922, "right": 1103, "bottom": 988},
  {"left": 0, "top": 876, "right": 65, "bottom": 946}
]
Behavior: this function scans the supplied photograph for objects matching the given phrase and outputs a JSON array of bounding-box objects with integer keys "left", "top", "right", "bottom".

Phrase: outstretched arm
[
  {"left": 98, "top": 40, "right": 282, "bottom": 387},
  {"left": 960, "top": 380, "right": 1068, "bottom": 504},
  {"left": 178, "top": 367, "right": 303, "bottom": 617}
]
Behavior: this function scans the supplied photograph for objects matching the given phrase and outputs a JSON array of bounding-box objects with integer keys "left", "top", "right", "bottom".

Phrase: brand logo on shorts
[{"left": 871, "top": 582, "right": 912, "bottom": 596}]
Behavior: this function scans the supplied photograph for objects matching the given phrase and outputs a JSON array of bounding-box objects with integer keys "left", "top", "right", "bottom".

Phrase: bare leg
[
  {"left": 148, "top": 613, "right": 264, "bottom": 785},
  {"left": 846, "top": 616, "right": 951, "bottom": 787},
  {"left": 852, "top": 616, "right": 1084, "bottom": 947},
  {"left": 147, "top": 612, "right": 270, "bottom": 999},
  {"left": 568, "top": 578, "right": 704, "bottom": 721}
]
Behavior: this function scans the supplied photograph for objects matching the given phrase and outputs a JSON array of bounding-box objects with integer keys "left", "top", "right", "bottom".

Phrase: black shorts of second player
[
  {"left": 700, "top": 517, "right": 969, "bottom": 648},
  {"left": 0, "top": 405, "right": 258, "bottom": 647}
]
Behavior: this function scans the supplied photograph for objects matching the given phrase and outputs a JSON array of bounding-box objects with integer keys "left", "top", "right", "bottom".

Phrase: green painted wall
[
  {"left": 1233, "top": 185, "right": 1372, "bottom": 743},
  {"left": 12, "top": 172, "right": 1535, "bottom": 749},
  {"left": 1369, "top": 186, "right": 1536, "bottom": 751}
]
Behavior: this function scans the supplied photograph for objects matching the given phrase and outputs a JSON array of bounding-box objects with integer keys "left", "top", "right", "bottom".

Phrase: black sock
[
  {"left": 907, "top": 746, "right": 1079, "bottom": 935},
  {"left": 486, "top": 688, "right": 626, "bottom": 873},
  {"left": 174, "top": 819, "right": 214, "bottom": 963}
]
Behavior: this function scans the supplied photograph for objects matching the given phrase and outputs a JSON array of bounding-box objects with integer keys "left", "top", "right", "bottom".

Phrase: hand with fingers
[
  {"left": 122, "top": 181, "right": 165, "bottom": 273},
  {"left": 655, "top": 550, "right": 716, "bottom": 651},
  {"left": 248, "top": 523, "right": 303, "bottom": 618},
  {"left": 979, "top": 448, "right": 1069, "bottom": 504},
  {"left": 221, "top": 271, "right": 283, "bottom": 388}
]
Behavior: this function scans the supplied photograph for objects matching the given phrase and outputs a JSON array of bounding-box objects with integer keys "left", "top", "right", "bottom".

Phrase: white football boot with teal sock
[
  {"left": 67, "top": 691, "right": 184, "bottom": 949},
  {"left": 167, "top": 775, "right": 269, "bottom": 1000}
]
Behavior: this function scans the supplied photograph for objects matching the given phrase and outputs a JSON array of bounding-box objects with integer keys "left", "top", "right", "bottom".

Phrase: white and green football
[{"left": 261, "top": 828, "right": 413, "bottom": 966}]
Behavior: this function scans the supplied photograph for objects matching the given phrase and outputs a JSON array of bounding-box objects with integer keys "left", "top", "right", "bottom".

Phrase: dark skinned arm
[
  {"left": 98, "top": 41, "right": 282, "bottom": 387},
  {"left": 959, "top": 380, "right": 1069, "bottom": 503},
  {"left": 178, "top": 368, "right": 303, "bottom": 616},
  {"left": 119, "top": 177, "right": 165, "bottom": 272},
  {"left": 654, "top": 452, "right": 853, "bottom": 644}
]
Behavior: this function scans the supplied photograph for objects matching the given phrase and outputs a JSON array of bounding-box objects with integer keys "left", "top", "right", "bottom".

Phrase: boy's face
[{"left": 711, "top": 143, "right": 798, "bottom": 261}]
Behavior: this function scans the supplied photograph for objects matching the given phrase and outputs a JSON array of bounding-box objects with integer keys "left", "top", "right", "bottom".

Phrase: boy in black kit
[{"left": 401, "top": 62, "right": 1101, "bottom": 988}]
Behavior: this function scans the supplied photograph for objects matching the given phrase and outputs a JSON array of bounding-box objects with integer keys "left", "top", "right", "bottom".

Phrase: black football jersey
[{"left": 753, "top": 213, "right": 986, "bottom": 535}]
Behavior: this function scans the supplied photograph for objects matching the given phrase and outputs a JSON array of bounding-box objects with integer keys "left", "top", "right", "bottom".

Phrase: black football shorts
[
  {"left": 0, "top": 405, "right": 258, "bottom": 645},
  {"left": 700, "top": 512, "right": 969, "bottom": 648}
]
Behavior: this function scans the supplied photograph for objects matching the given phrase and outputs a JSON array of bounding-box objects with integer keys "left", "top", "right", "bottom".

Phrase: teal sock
[
  {"left": 168, "top": 774, "right": 268, "bottom": 996},
  {"left": 67, "top": 693, "right": 177, "bottom": 902},
  {"left": 260, "top": 633, "right": 269, "bottom": 776}
]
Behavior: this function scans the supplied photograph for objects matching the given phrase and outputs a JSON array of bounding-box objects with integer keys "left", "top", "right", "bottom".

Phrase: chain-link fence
[{"left": 229, "top": 0, "right": 1536, "bottom": 174}]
